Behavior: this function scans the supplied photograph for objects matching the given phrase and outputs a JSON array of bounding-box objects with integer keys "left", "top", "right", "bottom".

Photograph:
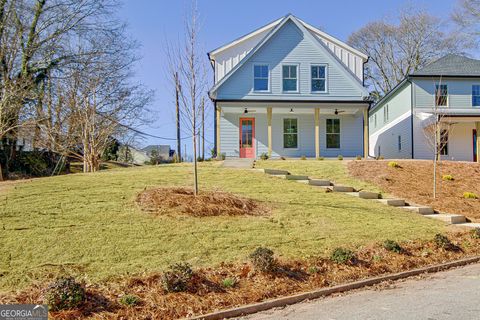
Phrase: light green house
[{"left": 369, "top": 54, "right": 480, "bottom": 162}]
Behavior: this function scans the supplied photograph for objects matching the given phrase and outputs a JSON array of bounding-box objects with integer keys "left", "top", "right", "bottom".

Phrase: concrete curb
[{"left": 189, "top": 256, "right": 480, "bottom": 320}]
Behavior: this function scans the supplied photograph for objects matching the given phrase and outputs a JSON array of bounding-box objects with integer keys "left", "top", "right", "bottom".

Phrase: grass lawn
[{"left": 0, "top": 161, "right": 444, "bottom": 292}]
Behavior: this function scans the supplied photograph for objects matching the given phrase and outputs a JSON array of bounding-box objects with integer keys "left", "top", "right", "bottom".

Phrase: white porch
[{"left": 216, "top": 102, "right": 369, "bottom": 159}]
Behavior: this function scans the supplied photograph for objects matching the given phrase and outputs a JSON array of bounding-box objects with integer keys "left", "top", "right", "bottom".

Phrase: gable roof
[
  {"left": 411, "top": 54, "right": 480, "bottom": 77},
  {"left": 209, "top": 14, "right": 368, "bottom": 99},
  {"left": 209, "top": 15, "right": 368, "bottom": 61}
]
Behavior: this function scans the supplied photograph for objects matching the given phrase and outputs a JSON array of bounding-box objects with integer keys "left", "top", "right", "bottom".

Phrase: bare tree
[
  {"left": 421, "top": 78, "right": 451, "bottom": 198},
  {"left": 166, "top": 1, "right": 208, "bottom": 195},
  {"left": 175, "top": 71, "right": 182, "bottom": 162},
  {"left": 453, "top": 0, "right": 480, "bottom": 44},
  {"left": 348, "top": 7, "right": 469, "bottom": 96}
]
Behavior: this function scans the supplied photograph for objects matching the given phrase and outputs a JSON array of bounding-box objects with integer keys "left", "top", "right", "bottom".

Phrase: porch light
[
  {"left": 290, "top": 108, "right": 294, "bottom": 113},
  {"left": 244, "top": 107, "right": 248, "bottom": 114}
]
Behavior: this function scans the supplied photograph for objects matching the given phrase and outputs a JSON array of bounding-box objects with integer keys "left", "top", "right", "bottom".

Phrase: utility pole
[
  {"left": 201, "top": 97, "right": 205, "bottom": 160},
  {"left": 175, "top": 72, "right": 182, "bottom": 162}
]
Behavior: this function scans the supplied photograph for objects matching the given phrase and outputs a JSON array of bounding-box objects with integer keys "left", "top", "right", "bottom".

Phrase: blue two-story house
[
  {"left": 208, "top": 14, "right": 371, "bottom": 159},
  {"left": 369, "top": 54, "right": 480, "bottom": 162}
]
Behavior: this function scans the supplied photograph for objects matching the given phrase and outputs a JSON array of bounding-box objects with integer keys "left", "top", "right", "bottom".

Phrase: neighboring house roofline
[
  {"left": 209, "top": 14, "right": 369, "bottom": 99},
  {"left": 409, "top": 74, "right": 480, "bottom": 79},
  {"left": 369, "top": 78, "right": 411, "bottom": 113}
]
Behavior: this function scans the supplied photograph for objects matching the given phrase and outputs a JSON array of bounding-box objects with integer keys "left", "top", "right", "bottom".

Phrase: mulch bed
[
  {"left": 136, "top": 187, "right": 269, "bottom": 217},
  {"left": 348, "top": 160, "right": 480, "bottom": 222},
  {"left": 1, "top": 231, "right": 480, "bottom": 319}
]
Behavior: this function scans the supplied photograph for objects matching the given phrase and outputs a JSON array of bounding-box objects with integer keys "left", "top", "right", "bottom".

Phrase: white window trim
[
  {"left": 282, "top": 116, "right": 299, "bottom": 150},
  {"left": 310, "top": 64, "right": 328, "bottom": 94},
  {"left": 434, "top": 84, "right": 449, "bottom": 108},
  {"left": 252, "top": 64, "right": 271, "bottom": 93},
  {"left": 326, "top": 118, "right": 341, "bottom": 149},
  {"left": 282, "top": 64, "right": 300, "bottom": 93},
  {"left": 472, "top": 84, "right": 480, "bottom": 107}
]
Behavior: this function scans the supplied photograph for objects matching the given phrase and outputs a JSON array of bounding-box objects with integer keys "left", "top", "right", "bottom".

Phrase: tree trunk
[
  {"left": 201, "top": 97, "right": 205, "bottom": 160},
  {"left": 175, "top": 72, "right": 182, "bottom": 162},
  {"left": 192, "top": 130, "right": 198, "bottom": 195}
]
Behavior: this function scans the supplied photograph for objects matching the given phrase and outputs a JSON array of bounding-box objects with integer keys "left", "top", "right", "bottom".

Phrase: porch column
[
  {"left": 216, "top": 106, "right": 221, "bottom": 157},
  {"left": 477, "top": 122, "right": 480, "bottom": 163},
  {"left": 363, "top": 108, "right": 369, "bottom": 158},
  {"left": 267, "top": 107, "right": 272, "bottom": 157},
  {"left": 315, "top": 107, "right": 320, "bottom": 158}
]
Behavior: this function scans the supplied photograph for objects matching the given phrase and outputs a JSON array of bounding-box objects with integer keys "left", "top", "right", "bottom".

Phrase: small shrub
[
  {"left": 300, "top": 155, "right": 307, "bottom": 160},
  {"left": 260, "top": 152, "right": 269, "bottom": 160},
  {"left": 197, "top": 156, "right": 204, "bottom": 162},
  {"left": 383, "top": 240, "right": 402, "bottom": 253},
  {"left": 307, "top": 266, "right": 320, "bottom": 274},
  {"left": 330, "top": 248, "right": 355, "bottom": 264},
  {"left": 355, "top": 155, "right": 362, "bottom": 160},
  {"left": 221, "top": 277, "right": 237, "bottom": 288},
  {"left": 376, "top": 156, "right": 384, "bottom": 160},
  {"left": 388, "top": 161, "right": 400, "bottom": 168},
  {"left": 317, "top": 157, "right": 324, "bottom": 161},
  {"left": 219, "top": 153, "right": 226, "bottom": 160},
  {"left": 280, "top": 156, "right": 286, "bottom": 160},
  {"left": 434, "top": 234, "right": 452, "bottom": 249},
  {"left": 442, "top": 174, "right": 454, "bottom": 181},
  {"left": 337, "top": 155, "right": 343, "bottom": 160},
  {"left": 249, "top": 247, "right": 276, "bottom": 272},
  {"left": 470, "top": 228, "right": 480, "bottom": 239},
  {"left": 463, "top": 192, "right": 478, "bottom": 199},
  {"left": 43, "top": 277, "right": 86, "bottom": 311},
  {"left": 119, "top": 295, "right": 140, "bottom": 307},
  {"left": 161, "top": 262, "right": 194, "bottom": 293}
]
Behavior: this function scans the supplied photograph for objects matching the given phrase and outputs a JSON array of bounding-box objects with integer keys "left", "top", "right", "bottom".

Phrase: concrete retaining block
[
  {"left": 285, "top": 175, "right": 310, "bottom": 181},
  {"left": 358, "top": 191, "right": 380, "bottom": 199},
  {"left": 424, "top": 214, "right": 467, "bottom": 224},
  {"left": 264, "top": 169, "right": 290, "bottom": 175},
  {"left": 399, "top": 206, "right": 434, "bottom": 215},
  {"left": 375, "top": 199, "right": 406, "bottom": 207},
  {"left": 309, "top": 179, "right": 332, "bottom": 186}
]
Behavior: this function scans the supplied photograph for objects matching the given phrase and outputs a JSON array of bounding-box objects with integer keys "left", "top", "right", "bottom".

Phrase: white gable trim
[
  {"left": 208, "top": 18, "right": 282, "bottom": 57},
  {"left": 299, "top": 19, "right": 368, "bottom": 61},
  {"left": 209, "top": 14, "right": 368, "bottom": 98}
]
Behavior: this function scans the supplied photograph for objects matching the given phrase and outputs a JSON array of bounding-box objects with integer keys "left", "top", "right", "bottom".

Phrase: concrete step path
[
  {"left": 424, "top": 214, "right": 467, "bottom": 224},
  {"left": 398, "top": 206, "right": 435, "bottom": 215},
  {"left": 256, "top": 167, "right": 476, "bottom": 228}
]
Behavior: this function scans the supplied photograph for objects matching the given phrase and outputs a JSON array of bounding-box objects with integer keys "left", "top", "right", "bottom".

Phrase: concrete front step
[
  {"left": 424, "top": 214, "right": 467, "bottom": 224},
  {"left": 285, "top": 175, "right": 310, "bottom": 181},
  {"left": 263, "top": 169, "right": 290, "bottom": 175},
  {"left": 321, "top": 185, "right": 355, "bottom": 192},
  {"left": 455, "top": 223, "right": 480, "bottom": 228},
  {"left": 345, "top": 192, "right": 380, "bottom": 199},
  {"left": 375, "top": 199, "right": 406, "bottom": 207},
  {"left": 398, "top": 206, "right": 434, "bottom": 215},
  {"left": 308, "top": 179, "right": 332, "bottom": 186}
]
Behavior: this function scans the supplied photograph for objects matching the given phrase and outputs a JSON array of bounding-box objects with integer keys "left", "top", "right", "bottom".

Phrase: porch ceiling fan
[{"left": 334, "top": 108, "right": 345, "bottom": 115}]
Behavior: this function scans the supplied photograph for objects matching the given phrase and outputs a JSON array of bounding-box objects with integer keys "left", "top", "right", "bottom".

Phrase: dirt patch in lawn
[
  {"left": 348, "top": 160, "right": 480, "bottom": 221},
  {"left": 2, "top": 231, "right": 479, "bottom": 319},
  {"left": 137, "top": 187, "right": 269, "bottom": 217}
]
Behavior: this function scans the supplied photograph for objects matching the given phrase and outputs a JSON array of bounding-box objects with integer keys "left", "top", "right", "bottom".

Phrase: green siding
[{"left": 369, "top": 82, "right": 412, "bottom": 134}]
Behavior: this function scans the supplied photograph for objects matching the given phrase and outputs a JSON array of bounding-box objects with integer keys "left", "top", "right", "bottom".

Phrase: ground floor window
[
  {"left": 326, "top": 119, "right": 340, "bottom": 148},
  {"left": 283, "top": 118, "right": 298, "bottom": 148},
  {"left": 440, "top": 129, "right": 448, "bottom": 155},
  {"left": 398, "top": 135, "right": 402, "bottom": 151}
]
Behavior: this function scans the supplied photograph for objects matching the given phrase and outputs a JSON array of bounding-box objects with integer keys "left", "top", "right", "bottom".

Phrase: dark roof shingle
[{"left": 411, "top": 54, "right": 480, "bottom": 77}]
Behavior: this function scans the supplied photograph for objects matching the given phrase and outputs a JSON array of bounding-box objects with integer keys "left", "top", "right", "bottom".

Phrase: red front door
[{"left": 239, "top": 118, "right": 255, "bottom": 158}]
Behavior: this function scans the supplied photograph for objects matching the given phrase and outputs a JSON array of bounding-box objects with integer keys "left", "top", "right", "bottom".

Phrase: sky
[{"left": 118, "top": 0, "right": 458, "bottom": 156}]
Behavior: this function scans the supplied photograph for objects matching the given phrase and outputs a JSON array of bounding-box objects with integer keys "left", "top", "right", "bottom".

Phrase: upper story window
[
  {"left": 473, "top": 85, "right": 480, "bottom": 107},
  {"left": 282, "top": 65, "right": 298, "bottom": 92},
  {"left": 374, "top": 113, "right": 377, "bottom": 127},
  {"left": 384, "top": 104, "right": 389, "bottom": 123},
  {"left": 435, "top": 84, "right": 448, "bottom": 106},
  {"left": 253, "top": 65, "right": 269, "bottom": 91},
  {"left": 311, "top": 65, "right": 326, "bottom": 92}
]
